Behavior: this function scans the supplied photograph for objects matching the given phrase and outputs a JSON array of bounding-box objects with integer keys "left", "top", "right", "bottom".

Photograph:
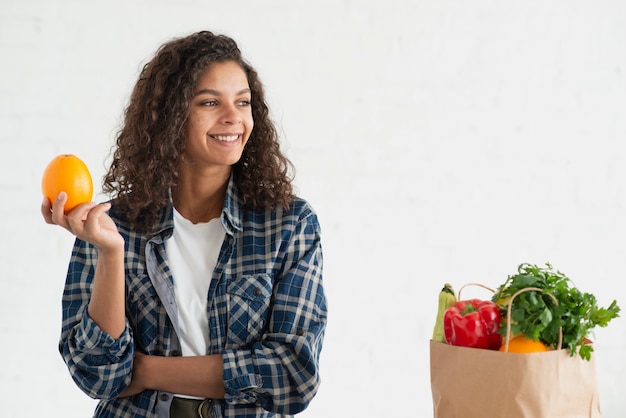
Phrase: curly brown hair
[{"left": 103, "top": 31, "right": 294, "bottom": 231}]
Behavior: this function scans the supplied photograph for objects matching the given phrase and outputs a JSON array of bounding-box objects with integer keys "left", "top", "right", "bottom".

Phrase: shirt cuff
[
  {"left": 222, "top": 349, "right": 264, "bottom": 404},
  {"left": 72, "top": 306, "right": 132, "bottom": 362}
]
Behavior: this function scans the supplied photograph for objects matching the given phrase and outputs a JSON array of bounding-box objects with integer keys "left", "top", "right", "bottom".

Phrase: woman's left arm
[{"left": 221, "top": 207, "right": 327, "bottom": 414}]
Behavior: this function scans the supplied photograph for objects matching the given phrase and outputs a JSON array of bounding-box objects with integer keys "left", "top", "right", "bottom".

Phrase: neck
[{"left": 173, "top": 166, "right": 231, "bottom": 224}]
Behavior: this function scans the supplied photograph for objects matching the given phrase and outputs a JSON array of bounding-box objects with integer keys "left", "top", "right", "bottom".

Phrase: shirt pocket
[
  {"left": 226, "top": 273, "right": 273, "bottom": 346},
  {"left": 126, "top": 275, "right": 160, "bottom": 351}
]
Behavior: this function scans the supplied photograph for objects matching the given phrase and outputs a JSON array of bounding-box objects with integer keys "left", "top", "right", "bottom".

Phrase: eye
[
  {"left": 200, "top": 99, "right": 218, "bottom": 107},
  {"left": 237, "top": 99, "right": 251, "bottom": 107}
]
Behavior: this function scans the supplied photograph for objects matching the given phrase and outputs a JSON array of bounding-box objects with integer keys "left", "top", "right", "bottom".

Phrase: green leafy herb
[{"left": 492, "top": 262, "right": 620, "bottom": 360}]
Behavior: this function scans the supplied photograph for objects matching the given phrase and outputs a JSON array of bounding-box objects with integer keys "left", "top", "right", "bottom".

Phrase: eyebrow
[{"left": 195, "top": 88, "right": 251, "bottom": 96}]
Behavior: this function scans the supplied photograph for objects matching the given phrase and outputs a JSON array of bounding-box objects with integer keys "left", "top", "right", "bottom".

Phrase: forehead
[{"left": 195, "top": 60, "right": 249, "bottom": 89}]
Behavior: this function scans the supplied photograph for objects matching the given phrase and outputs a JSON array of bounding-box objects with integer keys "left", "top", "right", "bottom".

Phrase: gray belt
[{"left": 170, "top": 396, "right": 214, "bottom": 418}]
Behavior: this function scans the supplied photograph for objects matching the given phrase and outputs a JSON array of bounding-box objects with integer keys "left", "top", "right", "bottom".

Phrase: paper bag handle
[
  {"left": 457, "top": 282, "right": 495, "bottom": 300},
  {"left": 502, "top": 286, "right": 563, "bottom": 352}
]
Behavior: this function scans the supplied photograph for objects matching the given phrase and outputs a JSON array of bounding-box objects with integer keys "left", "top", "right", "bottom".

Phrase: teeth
[{"left": 214, "top": 135, "right": 239, "bottom": 142}]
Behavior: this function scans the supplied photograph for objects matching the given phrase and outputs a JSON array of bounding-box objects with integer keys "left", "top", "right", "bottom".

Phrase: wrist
[
  {"left": 133, "top": 353, "right": 157, "bottom": 392},
  {"left": 96, "top": 244, "right": 124, "bottom": 260},
  {"left": 145, "top": 355, "right": 162, "bottom": 390}
]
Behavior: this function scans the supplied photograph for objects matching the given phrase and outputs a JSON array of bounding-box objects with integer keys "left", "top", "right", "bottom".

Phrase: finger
[
  {"left": 49, "top": 191, "right": 73, "bottom": 228},
  {"left": 86, "top": 202, "right": 111, "bottom": 219},
  {"left": 50, "top": 191, "right": 67, "bottom": 223},
  {"left": 81, "top": 202, "right": 111, "bottom": 232},
  {"left": 41, "top": 197, "right": 54, "bottom": 224},
  {"left": 65, "top": 201, "right": 98, "bottom": 233}
]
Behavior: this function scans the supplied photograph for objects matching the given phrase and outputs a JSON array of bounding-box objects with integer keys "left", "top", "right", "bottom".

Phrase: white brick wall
[{"left": 2, "top": 0, "right": 625, "bottom": 416}]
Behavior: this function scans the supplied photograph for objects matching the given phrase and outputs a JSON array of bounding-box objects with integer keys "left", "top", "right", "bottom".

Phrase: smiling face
[{"left": 183, "top": 60, "right": 254, "bottom": 172}]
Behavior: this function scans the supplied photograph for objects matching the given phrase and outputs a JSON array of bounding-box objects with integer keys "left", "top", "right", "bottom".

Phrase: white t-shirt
[{"left": 165, "top": 208, "right": 226, "bottom": 357}]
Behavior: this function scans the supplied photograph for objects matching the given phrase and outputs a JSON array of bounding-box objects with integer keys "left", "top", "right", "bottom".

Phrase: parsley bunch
[{"left": 492, "top": 263, "right": 620, "bottom": 360}]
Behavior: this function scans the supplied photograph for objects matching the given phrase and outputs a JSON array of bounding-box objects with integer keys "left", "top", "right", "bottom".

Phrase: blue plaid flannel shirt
[{"left": 59, "top": 176, "right": 327, "bottom": 417}]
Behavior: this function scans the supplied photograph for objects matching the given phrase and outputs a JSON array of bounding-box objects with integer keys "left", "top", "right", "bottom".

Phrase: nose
[{"left": 219, "top": 103, "right": 242, "bottom": 125}]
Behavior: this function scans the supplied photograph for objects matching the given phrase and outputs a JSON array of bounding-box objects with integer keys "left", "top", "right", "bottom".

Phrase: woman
[{"left": 41, "top": 31, "right": 327, "bottom": 418}]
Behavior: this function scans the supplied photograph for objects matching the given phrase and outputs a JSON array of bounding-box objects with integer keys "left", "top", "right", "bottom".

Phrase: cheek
[
  {"left": 185, "top": 113, "right": 208, "bottom": 137},
  {"left": 245, "top": 115, "right": 254, "bottom": 136},
  {"left": 184, "top": 114, "right": 196, "bottom": 135}
]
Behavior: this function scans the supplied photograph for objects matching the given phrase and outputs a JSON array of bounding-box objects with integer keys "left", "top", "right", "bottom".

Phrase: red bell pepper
[{"left": 443, "top": 299, "right": 502, "bottom": 350}]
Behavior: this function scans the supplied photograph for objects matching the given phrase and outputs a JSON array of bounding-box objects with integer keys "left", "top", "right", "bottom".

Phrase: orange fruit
[
  {"left": 42, "top": 154, "right": 93, "bottom": 213},
  {"left": 499, "top": 335, "right": 549, "bottom": 353}
]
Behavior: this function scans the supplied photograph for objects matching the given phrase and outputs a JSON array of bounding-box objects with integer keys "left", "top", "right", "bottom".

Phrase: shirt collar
[
  {"left": 222, "top": 172, "right": 243, "bottom": 234},
  {"left": 154, "top": 172, "right": 243, "bottom": 238}
]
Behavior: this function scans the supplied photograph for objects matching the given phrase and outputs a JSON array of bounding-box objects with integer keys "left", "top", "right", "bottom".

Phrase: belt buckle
[{"left": 197, "top": 398, "right": 212, "bottom": 418}]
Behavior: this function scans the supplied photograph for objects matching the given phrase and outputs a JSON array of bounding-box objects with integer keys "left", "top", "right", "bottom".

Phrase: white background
[{"left": 1, "top": 0, "right": 625, "bottom": 417}]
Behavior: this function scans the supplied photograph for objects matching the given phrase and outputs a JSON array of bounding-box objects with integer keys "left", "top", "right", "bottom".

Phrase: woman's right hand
[{"left": 41, "top": 191, "right": 124, "bottom": 253}]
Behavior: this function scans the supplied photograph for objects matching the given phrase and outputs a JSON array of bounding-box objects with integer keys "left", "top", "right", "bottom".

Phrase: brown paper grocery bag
[{"left": 430, "top": 339, "right": 602, "bottom": 417}]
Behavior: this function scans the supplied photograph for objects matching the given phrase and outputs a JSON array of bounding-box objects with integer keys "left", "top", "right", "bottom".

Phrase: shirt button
[
  {"left": 160, "top": 393, "right": 170, "bottom": 402},
  {"left": 296, "top": 329, "right": 305, "bottom": 336},
  {"left": 253, "top": 287, "right": 262, "bottom": 297},
  {"left": 171, "top": 350, "right": 181, "bottom": 357}
]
